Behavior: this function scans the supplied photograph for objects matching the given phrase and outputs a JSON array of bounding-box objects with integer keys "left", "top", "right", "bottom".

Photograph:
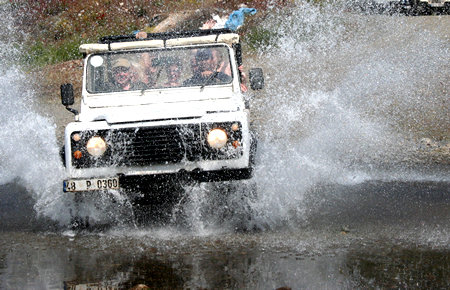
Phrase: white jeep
[
  {"left": 387, "top": 0, "right": 450, "bottom": 14},
  {"left": 60, "top": 29, "right": 263, "bottom": 197}
]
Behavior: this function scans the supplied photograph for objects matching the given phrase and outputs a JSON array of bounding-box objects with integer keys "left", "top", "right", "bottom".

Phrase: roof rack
[{"left": 99, "top": 29, "right": 234, "bottom": 44}]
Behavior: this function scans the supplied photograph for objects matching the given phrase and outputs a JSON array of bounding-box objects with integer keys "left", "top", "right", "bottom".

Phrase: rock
[
  {"left": 420, "top": 137, "right": 435, "bottom": 148},
  {"left": 151, "top": 9, "right": 222, "bottom": 33},
  {"left": 130, "top": 284, "right": 150, "bottom": 290},
  {"left": 341, "top": 225, "right": 351, "bottom": 233}
]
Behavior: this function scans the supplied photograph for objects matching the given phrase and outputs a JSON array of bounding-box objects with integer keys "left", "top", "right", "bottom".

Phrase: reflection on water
[
  {"left": 0, "top": 181, "right": 448, "bottom": 289},
  {"left": 347, "top": 244, "right": 450, "bottom": 289},
  {"left": 1, "top": 232, "right": 448, "bottom": 289}
]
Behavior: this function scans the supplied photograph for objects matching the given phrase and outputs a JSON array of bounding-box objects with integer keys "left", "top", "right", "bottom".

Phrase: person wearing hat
[
  {"left": 183, "top": 48, "right": 231, "bottom": 87},
  {"left": 111, "top": 58, "right": 146, "bottom": 91}
]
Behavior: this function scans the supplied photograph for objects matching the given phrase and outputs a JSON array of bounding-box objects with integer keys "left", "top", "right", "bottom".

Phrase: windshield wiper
[{"left": 200, "top": 71, "right": 219, "bottom": 91}]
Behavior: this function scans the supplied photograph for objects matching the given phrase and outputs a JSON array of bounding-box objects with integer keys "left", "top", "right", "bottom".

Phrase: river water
[{"left": 0, "top": 1, "right": 449, "bottom": 289}]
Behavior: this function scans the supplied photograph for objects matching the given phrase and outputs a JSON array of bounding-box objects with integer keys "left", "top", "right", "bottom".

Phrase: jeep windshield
[{"left": 86, "top": 45, "right": 233, "bottom": 93}]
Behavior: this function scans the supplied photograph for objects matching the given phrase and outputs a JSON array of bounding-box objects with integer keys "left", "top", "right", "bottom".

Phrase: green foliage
[{"left": 24, "top": 37, "right": 82, "bottom": 67}]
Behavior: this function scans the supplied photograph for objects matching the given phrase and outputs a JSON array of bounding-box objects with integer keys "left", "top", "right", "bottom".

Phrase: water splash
[
  {"left": 249, "top": 2, "right": 448, "bottom": 227},
  {"left": 183, "top": 2, "right": 449, "bottom": 231},
  {"left": 0, "top": 5, "right": 130, "bottom": 227}
]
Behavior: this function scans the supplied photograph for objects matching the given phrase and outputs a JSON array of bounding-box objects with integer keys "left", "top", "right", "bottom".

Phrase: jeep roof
[{"left": 79, "top": 29, "right": 240, "bottom": 54}]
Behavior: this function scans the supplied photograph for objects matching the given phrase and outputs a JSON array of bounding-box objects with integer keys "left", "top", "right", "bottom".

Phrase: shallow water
[{"left": 1, "top": 181, "right": 449, "bottom": 289}]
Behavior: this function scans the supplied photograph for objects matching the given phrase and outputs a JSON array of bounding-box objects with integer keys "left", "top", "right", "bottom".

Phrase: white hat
[{"left": 112, "top": 58, "right": 131, "bottom": 69}]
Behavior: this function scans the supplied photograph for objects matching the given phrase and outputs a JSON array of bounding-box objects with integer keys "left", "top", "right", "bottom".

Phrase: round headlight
[
  {"left": 86, "top": 136, "right": 107, "bottom": 156},
  {"left": 207, "top": 128, "right": 228, "bottom": 149}
]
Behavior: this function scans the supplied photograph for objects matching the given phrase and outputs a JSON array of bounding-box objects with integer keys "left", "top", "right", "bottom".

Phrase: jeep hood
[{"left": 79, "top": 91, "right": 243, "bottom": 123}]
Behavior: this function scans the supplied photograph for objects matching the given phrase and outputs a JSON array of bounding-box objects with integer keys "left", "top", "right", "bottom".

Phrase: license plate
[{"left": 63, "top": 177, "right": 120, "bottom": 192}]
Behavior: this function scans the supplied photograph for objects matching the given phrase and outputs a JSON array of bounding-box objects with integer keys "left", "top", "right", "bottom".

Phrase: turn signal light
[
  {"left": 231, "top": 123, "right": 239, "bottom": 131},
  {"left": 72, "top": 133, "right": 81, "bottom": 141},
  {"left": 73, "top": 150, "right": 82, "bottom": 159}
]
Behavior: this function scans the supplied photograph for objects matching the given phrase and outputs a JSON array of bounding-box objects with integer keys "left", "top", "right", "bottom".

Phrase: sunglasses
[{"left": 113, "top": 67, "right": 130, "bottom": 73}]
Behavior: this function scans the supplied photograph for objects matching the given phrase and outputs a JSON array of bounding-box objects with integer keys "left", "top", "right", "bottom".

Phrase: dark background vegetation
[{"left": 10, "top": 0, "right": 292, "bottom": 67}]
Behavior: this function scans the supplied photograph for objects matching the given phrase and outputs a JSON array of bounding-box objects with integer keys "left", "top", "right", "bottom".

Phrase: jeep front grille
[
  {"left": 71, "top": 125, "right": 201, "bottom": 169},
  {"left": 70, "top": 123, "right": 243, "bottom": 169}
]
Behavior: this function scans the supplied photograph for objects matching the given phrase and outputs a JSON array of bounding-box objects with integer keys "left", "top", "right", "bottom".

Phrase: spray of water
[
  {"left": 0, "top": 5, "right": 134, "bottom": 227},
  {"left": 0, "top": 6, "right": 73, "bottom": 225},
  {"left": 182, "top": 1, "right": 449, "bottom": 231}
]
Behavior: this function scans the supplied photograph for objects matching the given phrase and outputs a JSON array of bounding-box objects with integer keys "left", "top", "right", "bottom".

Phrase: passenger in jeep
[
  {"left": 140, "top": 53, "right": 160, "bottom": 87},
  {"left": 163, "top": 57, "right": 183, "bottom": 87},
  {"left": 183, "top": 49, "right": 231, "bottom": 86},
  {"left": 211, "top": 48, "right": 231, "bottom": 77},
  {"left": 111, "top": 58, "right": 147, "bottom": 91}
]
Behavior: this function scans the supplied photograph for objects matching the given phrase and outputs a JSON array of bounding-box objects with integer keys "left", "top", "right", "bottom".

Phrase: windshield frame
[{"left": 85, "top": 44, "right": 234, "bottom": 94}]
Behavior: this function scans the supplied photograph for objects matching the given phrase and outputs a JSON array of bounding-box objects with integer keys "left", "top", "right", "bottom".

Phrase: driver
[
  {"left": 111, "top": 58, "right": 146, "bottom": 91},
  {"left": 183, "top": 49, "right": 231, "bottom": 86}
]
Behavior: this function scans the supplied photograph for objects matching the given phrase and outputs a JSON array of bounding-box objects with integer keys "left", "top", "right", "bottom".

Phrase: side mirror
[
  {"left": 61, "top": 83, "right": 74, "bottom": 106},
  {"left": 249, "top": 68, "right": 264, "bottom": 90},
  {"left": 61, "top": 83, "right": 78, "bottom": 116}
]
